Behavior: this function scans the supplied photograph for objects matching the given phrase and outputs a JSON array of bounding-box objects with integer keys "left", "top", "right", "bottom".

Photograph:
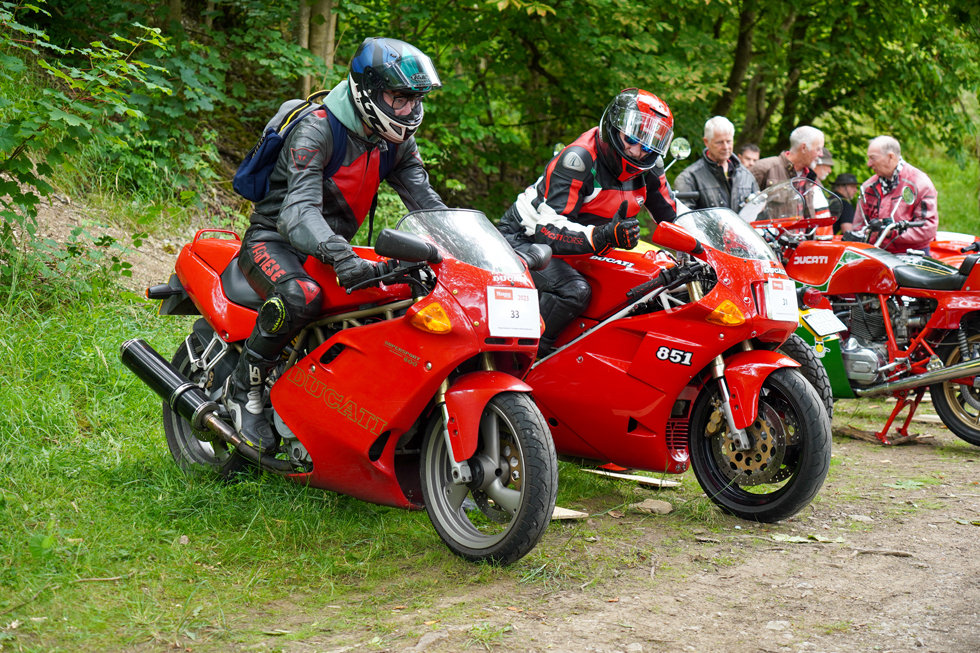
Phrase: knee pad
[{"left": 257, "top": 279, "right": 323, "bottom": 337}]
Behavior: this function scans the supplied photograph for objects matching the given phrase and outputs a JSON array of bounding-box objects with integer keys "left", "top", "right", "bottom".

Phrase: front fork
[
  {"left": 689, "top": 279, "right": 753, "bottom": 451},
  {"left": 435, "top": 353, "right": 499, "bottom": 485}
]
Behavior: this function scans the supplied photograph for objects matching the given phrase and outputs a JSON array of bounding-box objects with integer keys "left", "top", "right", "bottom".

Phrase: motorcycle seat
[
  {"left": 960, "top": 254, "right": 979, "bottom": 277},
  {"left": 893, "top": 264, "right": 966, "bottom": 291},
  {"left": 220, "top": 256, "right": 264, "bottom": 310}
]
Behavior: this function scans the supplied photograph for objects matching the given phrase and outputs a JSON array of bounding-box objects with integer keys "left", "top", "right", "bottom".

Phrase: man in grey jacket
[{"left": 674, "top": 116, "right": 758, "bottom": 211}]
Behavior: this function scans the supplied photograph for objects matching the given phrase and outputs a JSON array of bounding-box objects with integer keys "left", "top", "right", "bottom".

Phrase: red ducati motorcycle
[
  {"left": 747, "top": 181, "right": 980, "bottom": 446},
  {"left": 120, "top": 209, "right": 558, "bottom": 564},
  {"left": 525, "top": 209, "right": 832, "bottom": 522}
]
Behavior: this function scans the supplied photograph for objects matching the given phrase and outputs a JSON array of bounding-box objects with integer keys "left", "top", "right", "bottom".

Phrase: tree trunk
[
  {"left": 205, "top": 1, "right": 214, "bottom": 29},
  {"left": 168, "top": 0, "right": 181, "bottom": 29},
  {"left": 775, "top": 17, "right": 809, "bottom": 151},
  {"left": 309, "top": 0, "right": 336, "bottom": 93},
  {"left": 712, "top": 0, "right": 758, "bottom": 117},
  {"left": 297, "top": 0, "right": 312, "bottom": 98}
]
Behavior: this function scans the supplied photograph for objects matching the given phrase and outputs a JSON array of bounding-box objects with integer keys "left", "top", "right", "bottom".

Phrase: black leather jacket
[{"left": 250, "top": 108, "right": 445, "bottom": 254}]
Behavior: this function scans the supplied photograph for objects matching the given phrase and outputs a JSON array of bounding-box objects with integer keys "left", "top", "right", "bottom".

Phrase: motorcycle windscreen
[
  {"left": 397, "top": 209, "right": 526, "bottom": 274},
  {"left": 675, "top": 208, "right": 780, "bottom": 262}
]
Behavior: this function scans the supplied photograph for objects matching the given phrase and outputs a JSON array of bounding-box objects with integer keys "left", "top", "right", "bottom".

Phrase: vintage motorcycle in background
[
  {"left": 524, "top": 204, "right": 832, "bottom": 523},
  {"left": 746, "top": 181, "right": 980, "bottom": 446},
  {"left": 121, "top": 209, "right": 559, "bottom": 564}
]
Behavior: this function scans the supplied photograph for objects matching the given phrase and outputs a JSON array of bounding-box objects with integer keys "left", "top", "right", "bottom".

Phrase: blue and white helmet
[{"left": 347, "top": 38, "right": 442, "bottom": 144}]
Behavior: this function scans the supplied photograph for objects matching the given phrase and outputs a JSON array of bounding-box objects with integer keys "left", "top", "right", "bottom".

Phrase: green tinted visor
[{"left": 378, "top": 54, "right": 442, "bottom": 93}]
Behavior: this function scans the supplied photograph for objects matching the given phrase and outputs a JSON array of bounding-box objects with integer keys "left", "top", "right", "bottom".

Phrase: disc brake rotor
[
  {"left": 472, "top": 437, "right": 520, "bottom": 524},
  {"left": 708, "top": 400, "right": 790, "bottom": 486}
]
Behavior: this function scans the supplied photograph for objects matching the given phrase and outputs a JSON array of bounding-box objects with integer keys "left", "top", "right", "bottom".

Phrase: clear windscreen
[
  {"left": 396, "top": 209, "right": 526, "bottom": 274},
  {"left": 675, "top": 208, "right": 780, "bottom": 262},
  {"left": 739, "top": 179, "right": 842, "bottom": 224}
]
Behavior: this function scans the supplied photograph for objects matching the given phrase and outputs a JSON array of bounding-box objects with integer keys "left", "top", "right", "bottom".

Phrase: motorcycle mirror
[
  {"left": 516, "top": 244, "right": 552, "bottom": 271},
  {"left": 669, "top": 137, "right": 691, "bottom": 161},
  {"left": 374, "top": 229, "right": 442, "bottom": 264},
  {"left": 651, "top": 221, "right": 703, "bottom": 255},
  {"left": 901, "top": 185, "right": 916, "bottom": 205}
]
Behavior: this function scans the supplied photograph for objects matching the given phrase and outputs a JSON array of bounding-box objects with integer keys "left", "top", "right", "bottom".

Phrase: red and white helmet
[{"left": 597, "top": 88, "right": 674, "bottom": 180}]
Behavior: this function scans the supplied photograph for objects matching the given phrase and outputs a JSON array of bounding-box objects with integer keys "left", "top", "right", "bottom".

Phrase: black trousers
[{"left": 238, "top": 227, "right": 324, "bottom": 361}]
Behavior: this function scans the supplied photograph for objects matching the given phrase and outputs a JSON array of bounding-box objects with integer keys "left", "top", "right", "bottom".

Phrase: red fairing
[{"left": 444, "top": 371, "right": 534, "bottom": 462}]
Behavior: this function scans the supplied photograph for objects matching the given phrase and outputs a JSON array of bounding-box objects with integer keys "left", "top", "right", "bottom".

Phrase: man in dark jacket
[
  {"left": 674, "top": 116, "right": 758, "bottom": 211},
  {"left": 498, "top": 88, "right": 677, "bottom": 357},
  {"left": 830, "top": 173, "right": 858, "bottom": 234},
  {"left": 226, "top": 37, "right": 446, "bottom": 452}
]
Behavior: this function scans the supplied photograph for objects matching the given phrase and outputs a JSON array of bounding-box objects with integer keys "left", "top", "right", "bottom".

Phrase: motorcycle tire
[
  {"left": 163, "top": 333, "right": 247, "bottom": 477},
  {"left": 771, "top": 334, "right": 835, "bottom": 420},
  {"left": 930, "top": 325, "right": 980, "bottom": 447},
  {"left": 420, "top": 392, "right": 557, "bottom": 565},
  {"left": 689, "top": 367, "right": 831, "bottom": 523}
]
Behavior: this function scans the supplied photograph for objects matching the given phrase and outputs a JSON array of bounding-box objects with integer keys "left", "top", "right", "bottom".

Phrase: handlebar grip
[
  {"left": 626, "top": 269, "right": 670, "bottom": 299},
  {"left": 961, "top": 242, "right": 980, "bottom": 254},
  {"left": 674, "top": 191, "right": 700, "bottom": 201},
  {"left": 905, "top": 221, "right": 926, "bottom": 228}
]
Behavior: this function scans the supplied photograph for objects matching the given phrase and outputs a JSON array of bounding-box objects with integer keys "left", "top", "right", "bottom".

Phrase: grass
[{"left": 909, "top": 146, "right": 980, "bottom": 235}]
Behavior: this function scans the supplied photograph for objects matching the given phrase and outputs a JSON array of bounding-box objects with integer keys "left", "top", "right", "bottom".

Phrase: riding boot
[{"left": 222, "top": 345, "right": 279, "bottom": 453}]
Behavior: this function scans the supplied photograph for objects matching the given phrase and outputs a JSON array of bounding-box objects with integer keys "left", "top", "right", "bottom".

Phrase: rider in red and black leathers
[
  {"left": 498, "top": 88, "right": 677, "bottom": 356},
  {"left": 226, "top": 38, "right": 446, "bottom": 453}
]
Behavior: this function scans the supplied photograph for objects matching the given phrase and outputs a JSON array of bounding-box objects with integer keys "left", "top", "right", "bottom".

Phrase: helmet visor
[
  {"left": 378, "top": 54, "right": 442, "bottom": 93},
  {"left": 612, "top": 107, "right": 673, "bottom": 160}
]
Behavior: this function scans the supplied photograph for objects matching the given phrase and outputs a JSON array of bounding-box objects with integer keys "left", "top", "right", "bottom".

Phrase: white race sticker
[
  {"left": 802, "top": 309, "right": 847, "bottom": 337},
  {"left": 487, "top": 286, "right": 540, "bottom": 338},
  {"left": 765, "top": 278, "right": 799, "bottom": 323}
]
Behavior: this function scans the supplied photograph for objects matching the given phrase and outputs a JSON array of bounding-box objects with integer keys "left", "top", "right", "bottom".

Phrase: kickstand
[{"left": 874, "top": 388, "right": 926, "bottom": 445}]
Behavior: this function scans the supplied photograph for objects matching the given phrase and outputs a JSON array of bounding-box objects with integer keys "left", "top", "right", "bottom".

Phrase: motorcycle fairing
[{"left": 443, "top": 371, "right": 533, "bottom": 463}]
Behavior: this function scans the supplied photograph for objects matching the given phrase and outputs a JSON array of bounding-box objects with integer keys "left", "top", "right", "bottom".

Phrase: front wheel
[
  {"left": 930, "top": 326, "right": 980, "bottom": 447},
  {"left": 420, "top": 392, "right": 557, "bottom": 565},
  {"left": 689, "top": 368, "right": 831, "bottom": 522}
]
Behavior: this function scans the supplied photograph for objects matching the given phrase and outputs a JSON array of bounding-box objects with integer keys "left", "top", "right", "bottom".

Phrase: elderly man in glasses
[
  {"left": 498, "top": 88, "right": 677, "bottom": 357},
  {"left": 674, "top": 115, "right": 759, "bottom": 211}
]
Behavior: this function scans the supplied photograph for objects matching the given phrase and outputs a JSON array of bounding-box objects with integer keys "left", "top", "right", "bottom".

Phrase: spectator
[
  {"left": 814, "top": 148, "right": 834, "bottom": 182},
  {"left": 737, "top": 143, "right": 760, "bottom": 170},
  {"left": 830, "top": 173, "right": 858, "bottom": 234},
  {"left": 674, "top": 116, "right": 759, "bottom": 211},
  {"left": 853, "top": 135, "right": 937, "bottom": 254},
  {"left": 751, "top": 126, "right": 824, "bottom": 191}
]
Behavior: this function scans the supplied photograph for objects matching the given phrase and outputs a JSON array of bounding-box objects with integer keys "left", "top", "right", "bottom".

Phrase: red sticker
[{"left": 291, "top": 147, "right": 318, "bottom": 170}]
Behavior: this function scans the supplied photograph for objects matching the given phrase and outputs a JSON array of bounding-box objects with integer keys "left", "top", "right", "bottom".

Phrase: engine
[{"left": 833, "top": 294, "right": 935, "bottom": 386}]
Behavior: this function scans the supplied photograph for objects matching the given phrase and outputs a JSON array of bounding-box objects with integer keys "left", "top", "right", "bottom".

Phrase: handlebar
[
  {"left": 625, "top": 261, "right": 700, "bottom": 300},
  {"left": 674, "top": 191, "right": 700, "bottom": 201},
  {"left": 345, "top": 259, "right": 429, "bottom": 294},
  {"left": 961, "top": 242, "right": 980, "bottom": 254}
]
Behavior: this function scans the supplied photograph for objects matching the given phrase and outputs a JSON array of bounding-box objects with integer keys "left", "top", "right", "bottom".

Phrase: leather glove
[
  {"left": 841, "top": 230, "right": 863, "bottom": 242},
  {"left": 315, "top": 235, "right": 378, "bottom": 290},
  {"left": 593, "top": 202, "right": 640, "bottom": 253}
]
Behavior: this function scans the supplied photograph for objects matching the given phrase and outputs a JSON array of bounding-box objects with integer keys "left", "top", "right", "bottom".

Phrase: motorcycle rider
[
  {"left": 852, "top": 135, "right": 938, "bottom": 254},
  {"left": 498, "top": 88, "right": 677, "bottom": 357},
  {"left": 226, "top": 37, "right": 446, "bottom": 453}
]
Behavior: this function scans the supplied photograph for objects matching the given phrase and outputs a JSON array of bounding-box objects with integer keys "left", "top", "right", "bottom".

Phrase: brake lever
[{"left": 344, "top": 261, "right": 429, "bottom": 295}]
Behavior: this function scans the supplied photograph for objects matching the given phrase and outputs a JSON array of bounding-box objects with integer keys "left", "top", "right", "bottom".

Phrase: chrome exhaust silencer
[{"left": 854, "top": 356, "right": 980, "bottom": 398}]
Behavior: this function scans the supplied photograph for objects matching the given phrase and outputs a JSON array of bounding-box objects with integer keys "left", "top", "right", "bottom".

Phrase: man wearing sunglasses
[
  {"left": 223, "top": 37, "right": 447, "bottom": 454},
  {"left": 498, "top": 88, "right": 677, "bottom": 357}
]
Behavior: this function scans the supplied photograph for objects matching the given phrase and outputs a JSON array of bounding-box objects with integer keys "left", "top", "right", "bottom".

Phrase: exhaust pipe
[
  {"left": 854, "top": 356, "right": 980, "bottom": 398},
  {"left": 119, "top": 338, "right": 294, "bottom": 473}
]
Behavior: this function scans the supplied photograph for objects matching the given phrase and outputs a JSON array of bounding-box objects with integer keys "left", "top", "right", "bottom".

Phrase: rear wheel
[
  {"left": 773, "top": 334, "right": 835, "bottom": 419},
  {"left": 930, "top": 326, "right": 980, "bottom": 447},
  {"left": 420, "top": 392, "right": 557, "bottom": 565},
  {"left": 689, "top": 368, "right": 831, "bottom": 522},
  {"left": 163, "top": 334, "right": 246, "bottom": 477}
]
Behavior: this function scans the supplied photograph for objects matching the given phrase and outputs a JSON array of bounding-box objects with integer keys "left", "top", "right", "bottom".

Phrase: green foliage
[{"left": 0, "top": 1, "right": 170, "bottom": 301}]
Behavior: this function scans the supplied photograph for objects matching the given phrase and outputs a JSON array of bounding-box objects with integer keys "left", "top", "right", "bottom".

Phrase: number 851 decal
[{"left": 656, "top": 346, "right": 693, "bottom": 366}]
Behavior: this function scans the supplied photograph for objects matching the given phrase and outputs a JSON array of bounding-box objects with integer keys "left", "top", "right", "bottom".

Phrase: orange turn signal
[
  {"left": 411, "top": 302, "right": 453, "bottom": 334},
  {"left": 705, "top": 300, "right": 746, "bottom": 327}
]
